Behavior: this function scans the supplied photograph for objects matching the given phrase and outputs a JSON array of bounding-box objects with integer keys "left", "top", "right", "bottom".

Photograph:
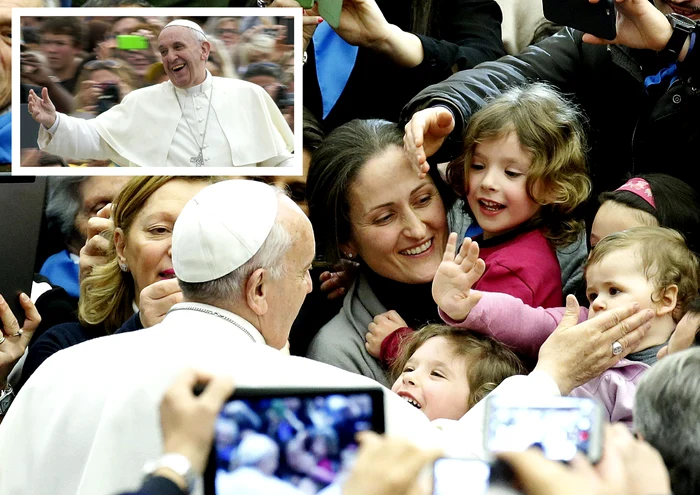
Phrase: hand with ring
[
  {"left": 0, "top": 293, "right": 41, "bottom": 390},
  {"left": 612, "top": 341, "right": 623, "bottom": 356}
]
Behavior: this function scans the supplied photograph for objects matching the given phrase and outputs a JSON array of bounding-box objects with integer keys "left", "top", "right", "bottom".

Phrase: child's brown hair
[
  {"left": 390, "top": 324, "right": 526, "bottom": 409},
  {"left": 446, "top": 82, "right": 591, "bottom": 247}
]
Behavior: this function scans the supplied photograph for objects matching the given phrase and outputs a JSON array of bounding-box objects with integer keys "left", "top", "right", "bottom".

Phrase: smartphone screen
[
  {"left": 116, "top": 34, "right": 149, "bottom": 50},
  {"left": 484, "top": 396, "right": 604, "bottom": 463},
  {"left": 206, "top": 387, "right": 384, "bottom": 495}
]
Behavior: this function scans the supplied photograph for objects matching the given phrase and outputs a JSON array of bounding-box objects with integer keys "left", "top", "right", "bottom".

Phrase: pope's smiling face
[{"left": 157, "top": 26, "right": 210, "bottom": 89}]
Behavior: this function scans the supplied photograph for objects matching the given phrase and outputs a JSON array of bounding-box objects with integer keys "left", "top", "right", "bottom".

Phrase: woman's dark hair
[
  {"left": 598, "top": 173, "right": 700, "bottom": 255},
  {"left": 302, "top": 107, "right": 325, "bottom": 153},
  {"left": 307, "top": 118, "right": 456, "bottom": 265}
]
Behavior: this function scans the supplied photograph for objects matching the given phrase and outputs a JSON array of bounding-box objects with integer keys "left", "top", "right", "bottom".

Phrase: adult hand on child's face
[
  {"left": 0, "top": 293, "right": 40, "bottom": 389},
  {"left": 534, "top": 295, "right": 653, "bottom": 395},
  {"left": 366, "top": 310, "right": 407, "bottom": 358},
  {"left": 139, "top": 278, "right": 183, "bottom": 328},
  {"left": 432, "top": 233, "right": 485, "bottom": 322},
  {"left": 657, "top": 310, "right": 700, "bottom": 360},
  {"left": 403, "top": 107, "right": 454, "bottom": 179},
  {"left": 79, "top": 203, "right": 113, "bottom": 284},
  {"left": 343, "top": 431, "right": 442, "bottom": 495},
  {"left": 160, "top": 369, "right": 235, "bottom": 476}
]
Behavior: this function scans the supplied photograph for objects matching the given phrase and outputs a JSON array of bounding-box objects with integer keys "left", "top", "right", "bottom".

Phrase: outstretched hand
[
  {"left": 582, "top": 0, "right": 673, "bottom": 51},
  {"left": 432, "top": 233, "right": 485, "bottom": 322},
  {"left": 403, "top": 107, "right": 455, "bottom": 179},
  {"left": 27, "top": 87, "right": 57, "bottom": 129}
]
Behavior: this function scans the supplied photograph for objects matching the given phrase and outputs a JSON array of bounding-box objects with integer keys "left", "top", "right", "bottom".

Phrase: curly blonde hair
[
  {"left": 446, "top": 82, "right": 591, "bottom": 247},
  {"left": 78, "top": 175, "right": 225, "bottom": 333},
  {"left": 390, "top": 324, "right": 526, "bottom": 410}
]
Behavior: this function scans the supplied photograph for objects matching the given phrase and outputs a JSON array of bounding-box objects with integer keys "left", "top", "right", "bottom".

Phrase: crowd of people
[{"left": 0, "top": 0, "right": 699, "bottom": 494}]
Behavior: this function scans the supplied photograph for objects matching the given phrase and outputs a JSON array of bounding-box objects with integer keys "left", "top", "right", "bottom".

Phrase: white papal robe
[
  {"left": 38, "top": 72, "right": 294, "bottom": 167},
  {"left": 0, "top": 303, "right": 561, "bottom": 495}
]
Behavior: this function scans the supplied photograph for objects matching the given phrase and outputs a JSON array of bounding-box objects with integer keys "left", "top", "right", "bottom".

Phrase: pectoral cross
[{"left": 190, "top": 151, "right": 204, "bottom": 167}]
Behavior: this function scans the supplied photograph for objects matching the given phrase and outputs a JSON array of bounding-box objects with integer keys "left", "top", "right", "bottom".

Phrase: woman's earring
[
  {"left": 119, "top": 262, "right": 129, "bottom": 272},
  {"left": 346, "top": 252, "right": 354, "bottom": 259}
]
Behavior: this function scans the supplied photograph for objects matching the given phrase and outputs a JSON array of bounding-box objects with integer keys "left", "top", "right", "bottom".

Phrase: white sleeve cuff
[{"left": 45, "top": 113, "right": 60, "bottom": 135}]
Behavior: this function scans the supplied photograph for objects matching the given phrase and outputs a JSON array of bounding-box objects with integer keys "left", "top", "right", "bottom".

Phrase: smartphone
[
  {"left": 543, "top": 0, "right": 616, "bottom": 41},
  {"left": 483, "top": 395, "right": 605, "bottom": 463},
  {"left": 0, "top": 177, "right": 47, "bottom": 327},
  {"left": 116, "top": 34, "right": 149, "bottom": 50},
  {"left": 204, "top": 386, "right": 385, "bottom": 495}
]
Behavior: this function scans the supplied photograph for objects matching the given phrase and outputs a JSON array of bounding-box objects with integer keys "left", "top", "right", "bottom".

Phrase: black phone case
[
  {"left": 543, "top": 0, "right": 617, "bottom": 41},
  {"left": 0, "top": 177, "right": 47, "bottom": 327}
]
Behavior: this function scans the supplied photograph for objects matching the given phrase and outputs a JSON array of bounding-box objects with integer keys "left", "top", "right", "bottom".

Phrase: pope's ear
[
  {"left": 246, "top": 268, "right": 268, "bottom": 316},
  {"left": 201, "top": 40, "right": 211, "bottom": 60}
]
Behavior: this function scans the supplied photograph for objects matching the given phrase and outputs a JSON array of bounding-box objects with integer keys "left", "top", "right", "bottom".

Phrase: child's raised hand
[
  {"left": 366, "top": 310, "right": 407, "bottom": 358},
  {"left": 432, "top": 232, "right": 485, "bottom": 322}
]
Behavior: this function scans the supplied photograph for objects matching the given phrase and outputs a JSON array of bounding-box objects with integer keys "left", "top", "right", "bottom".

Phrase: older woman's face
[
  {"left": 116, "top": 179, "right": 209, "bottom": 305},
  {"left": 343, "top": 145, "right": 449, "bottom": 284}
]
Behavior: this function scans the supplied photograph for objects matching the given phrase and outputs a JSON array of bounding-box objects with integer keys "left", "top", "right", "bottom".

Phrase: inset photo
[{"left": 12, "top": 8, "right": 301, "bottom": 175}]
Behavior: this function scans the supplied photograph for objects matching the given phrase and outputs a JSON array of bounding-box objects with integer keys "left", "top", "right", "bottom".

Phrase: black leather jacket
[{"left": 401, "top": 26, "right": 700, "bottom": 197}]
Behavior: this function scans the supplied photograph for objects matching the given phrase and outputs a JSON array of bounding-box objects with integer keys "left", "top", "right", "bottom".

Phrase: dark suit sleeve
[
  {"left": 415, "top": 0, "right": 506, "bottom": 76},
  {"left": 400, "top": 27, "right": 586, "bottom": 161},
  {"left": 113, "top": 311, "right": 145, "bottom": 335},
  {"left": 116, "top": 476, "right": 186, "bottom": 495}
]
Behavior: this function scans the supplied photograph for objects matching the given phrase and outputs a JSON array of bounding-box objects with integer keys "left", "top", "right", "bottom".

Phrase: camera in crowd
[{"left": 96, "top": 83, "right": 120, "bottom": 114}]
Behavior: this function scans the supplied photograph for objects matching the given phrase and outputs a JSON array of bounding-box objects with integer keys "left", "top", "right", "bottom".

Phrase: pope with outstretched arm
[{"left": 27, "top": 19, "right": 295, "bottom": 168}]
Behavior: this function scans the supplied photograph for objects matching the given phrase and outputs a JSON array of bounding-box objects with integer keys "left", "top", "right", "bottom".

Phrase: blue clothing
[
  {"left": 39, "top": 250, "right": 80, "bottom": 299},
  {"left": 0, "top": 112, "right": 10, "bottom": 164}
]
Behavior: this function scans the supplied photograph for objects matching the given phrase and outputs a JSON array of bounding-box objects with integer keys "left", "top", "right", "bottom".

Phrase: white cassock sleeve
[{"left": 38, "top": 113, "right": 127, "bottom": 165}]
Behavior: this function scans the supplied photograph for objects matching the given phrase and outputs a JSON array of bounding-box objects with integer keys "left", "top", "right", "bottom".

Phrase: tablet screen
[{"left": 209, "top": 387, "right": 384, "bottom": 495}]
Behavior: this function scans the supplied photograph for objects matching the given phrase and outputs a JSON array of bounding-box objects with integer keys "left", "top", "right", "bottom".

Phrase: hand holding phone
[
  {"left": 483, "top": 396, "right": 605, "bottom": 463},
  {"left": 543, "top": 0, "right": 616, "bottom": 40}
]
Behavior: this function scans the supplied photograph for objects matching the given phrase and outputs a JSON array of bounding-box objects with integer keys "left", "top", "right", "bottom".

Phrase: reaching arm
[{"left": 400, "top": 27, "right": 585, "bottom": 163}]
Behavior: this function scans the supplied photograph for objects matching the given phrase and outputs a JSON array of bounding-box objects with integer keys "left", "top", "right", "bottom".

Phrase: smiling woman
[
  {"left": 305, "top": 119, "right": 469, "bottom": 387},
  {"left": 17, "top": 176, "right": 223, "bottom": 392}
]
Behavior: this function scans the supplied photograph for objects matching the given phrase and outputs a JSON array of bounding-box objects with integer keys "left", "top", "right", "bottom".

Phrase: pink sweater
[{"left": 439, "top": 292, "right": 649, "bottom": 427}]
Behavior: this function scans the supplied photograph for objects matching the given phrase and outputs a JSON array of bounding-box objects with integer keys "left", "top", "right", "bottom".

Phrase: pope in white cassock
[{"left": 27, "top": 20, "right": 295, "bottom": 167}]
